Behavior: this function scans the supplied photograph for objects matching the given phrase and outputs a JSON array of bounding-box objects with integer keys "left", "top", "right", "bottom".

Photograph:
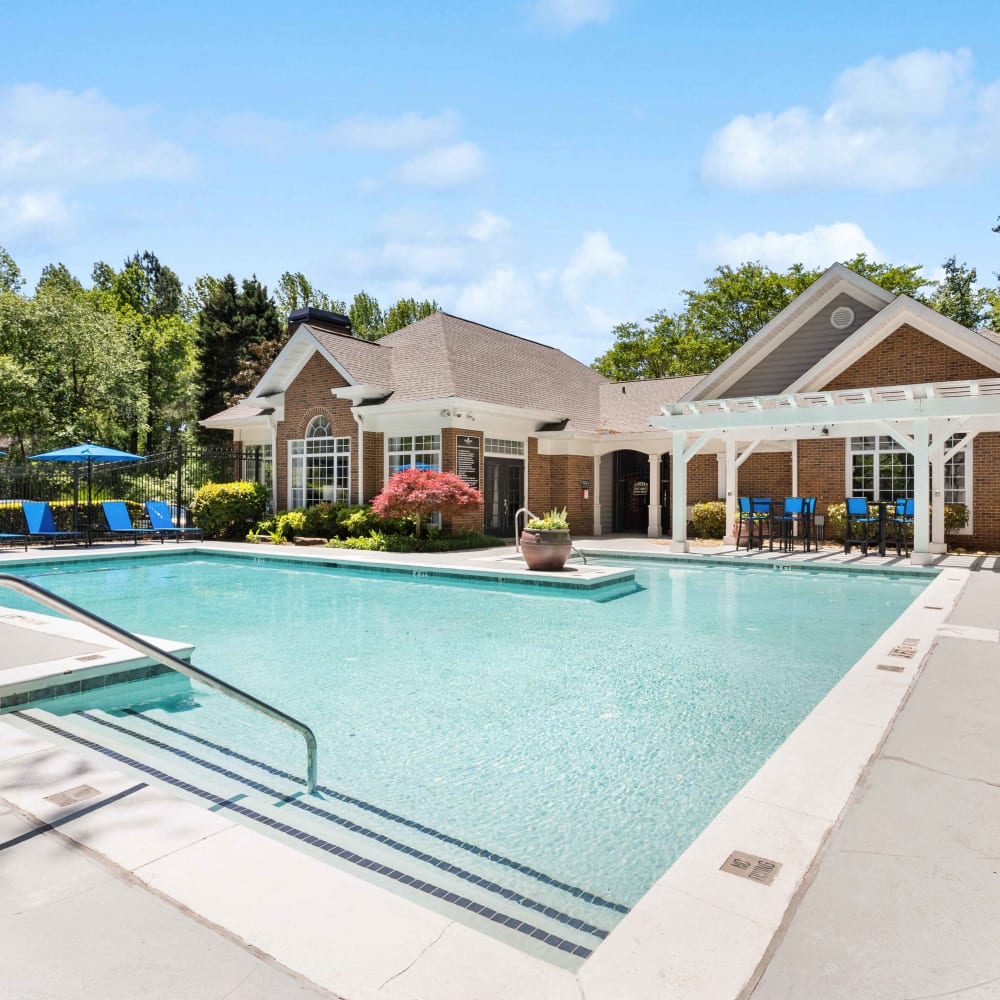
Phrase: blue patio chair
[
  {"left": 735, "top": 497, "right": 769, "bottom": 549},
  {"left": 802, "top": 497, "right": 819, "bottom": 551},
  {"left": 22, "top": 501, "right": 84, "bottom": 546},
  {"left": 844, "top": 497, "right": 877, "bottom": 555},
  {"left": 144, "top": 501, "right": 204, "bottom": 542},
  {"left": 101, "top": 501, "right": 164, "bottom": 545},
  {"left": 890, "top": 497, "right": 915, "bottom": 556},
  {"left": 771, "top": 497, "right": 804, "bottom": 552}
]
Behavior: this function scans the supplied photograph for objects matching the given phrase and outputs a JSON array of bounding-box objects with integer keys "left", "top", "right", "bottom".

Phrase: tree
[
  {"left": 274, "top": 271, "right": 345, "bottom": 318},
  {"left": 929, "top": 257, "right": 987, "bottom": 329},
  {"left": 36, "top": 263, "right": 84, "bottom": 295},
  {"left": 349, "top": 290, "right": 384, "bottom": 341},
  {"left": 383, "top": 297, "right": 440, "bottom": 334},
  {"left": 0, "top": 246, "right": 24, "bottom": 293},
  {"left": 592, "top": 256, "right": 938, "bottom": 382},
  {"left": 370, "top": 468, "right": 482, "bottom": 537}
]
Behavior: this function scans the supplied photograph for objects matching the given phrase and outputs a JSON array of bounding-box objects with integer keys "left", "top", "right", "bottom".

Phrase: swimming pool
[{"left": 4, "top": 552, "right": 928, "bottom": 963}]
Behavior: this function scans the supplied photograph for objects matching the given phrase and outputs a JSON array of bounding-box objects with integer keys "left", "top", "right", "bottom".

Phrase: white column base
[
  {"left": 928, "top": 542, "right": 947, "bottom": 554},
  {"left": 723, "top": 534, "right": 736, "bottom": 545},
  {"left": 669, "top": 540, "right": 690, "bottom": 553},
  {"left": 910, "top": 551, "right": 934, "bottom": 566}
]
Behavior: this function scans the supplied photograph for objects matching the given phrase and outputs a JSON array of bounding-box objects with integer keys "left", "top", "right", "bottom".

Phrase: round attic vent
[{"left": 830, "top": 305, "right": 855, "bottom": 330}]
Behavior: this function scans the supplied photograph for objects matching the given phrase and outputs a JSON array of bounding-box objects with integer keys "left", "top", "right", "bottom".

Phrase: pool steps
[{"left": 12, "top": 700, "right": 629, "bottom": 965}]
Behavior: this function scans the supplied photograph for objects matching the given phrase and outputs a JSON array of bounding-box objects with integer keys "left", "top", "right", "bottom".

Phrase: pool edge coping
[{"left": 0, "top": 546, "right": 964, "bottom": 998}]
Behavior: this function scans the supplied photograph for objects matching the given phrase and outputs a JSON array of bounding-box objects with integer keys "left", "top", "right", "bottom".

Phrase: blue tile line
[
  {"left": 119, "top": 705, "right": 630, "bottom": 915},
  {"left": 75, "top": 709, "right": 611, "bottom": 942},
  {"left": 15, "top": 710, "right": 594, "bottom": 961}
]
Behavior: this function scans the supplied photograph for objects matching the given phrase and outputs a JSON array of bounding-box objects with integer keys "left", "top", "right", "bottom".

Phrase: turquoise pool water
[{"left": 8, "top": 554, "right": 926, "bottom": 937}]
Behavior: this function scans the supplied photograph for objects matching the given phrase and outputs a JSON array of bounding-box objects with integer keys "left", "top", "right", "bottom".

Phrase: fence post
[{"left": 176, "top": 442, "right": 184, "bottom": 525}]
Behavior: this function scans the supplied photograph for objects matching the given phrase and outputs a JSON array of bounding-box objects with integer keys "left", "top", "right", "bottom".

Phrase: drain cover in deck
[
  {"left": 45, "top": 784, "right": 100, "bottom": 807},
  {"left": 720, "top": 851, "right": 781, "bottom": 886}
]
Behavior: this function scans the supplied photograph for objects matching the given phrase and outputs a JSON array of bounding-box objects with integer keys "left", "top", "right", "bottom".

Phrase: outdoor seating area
[
  {"left": 736, "top": 496, "right": 821, "bottom": 552},
  {"left": 845, "top": 497, "right": 915, "bottom": 557}
]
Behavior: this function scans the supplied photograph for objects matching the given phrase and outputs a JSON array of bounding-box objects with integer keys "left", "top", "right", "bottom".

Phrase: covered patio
[{"left": 651, "top": 377, "right": 1000, "bottom": 565}]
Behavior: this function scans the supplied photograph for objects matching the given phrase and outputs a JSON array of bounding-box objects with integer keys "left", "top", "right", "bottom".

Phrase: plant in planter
[{"left": 521, "top": 507, "right": 572, "bottom": 571}]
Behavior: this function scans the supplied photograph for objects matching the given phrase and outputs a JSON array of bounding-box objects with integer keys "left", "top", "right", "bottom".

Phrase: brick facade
[
  {"left": 687, "top": 454, "right": 719, "bottom": 504},
  {"left": 276, "top": 351, "right": 355, "bottom": 510}
]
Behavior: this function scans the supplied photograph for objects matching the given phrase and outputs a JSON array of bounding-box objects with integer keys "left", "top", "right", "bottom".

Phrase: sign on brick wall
[{"left": 456, "top": 435, "right": 480, "bottom": 490}]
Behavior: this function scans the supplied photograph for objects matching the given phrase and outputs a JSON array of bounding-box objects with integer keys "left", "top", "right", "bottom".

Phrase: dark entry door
[
  {"left": 483, "top": 458, "right": 523, "bottom": 538},
  {"left": 613, "top": 450, "right": 670, "bottom": 533}
]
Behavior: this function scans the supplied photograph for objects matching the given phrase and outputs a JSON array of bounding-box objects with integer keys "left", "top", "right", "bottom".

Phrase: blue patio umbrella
[{"left": 27, "top": 443, "right": 145, "bottom": 542}]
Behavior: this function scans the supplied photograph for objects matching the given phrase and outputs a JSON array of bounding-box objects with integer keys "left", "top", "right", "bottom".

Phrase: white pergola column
[
  {"left": 647, "top": 453, "right": 662, "bottom": 538},
  {"left": 670, "top": 432, "right": 688, "bottom": 553},
  {"left": 930, "top": 451, "right": 947, "bottom": 553},
  {"left": 911, "top": 418, "right": 931, "bottom": 564},
  {"left": 723, "top": 439, "right": 737, "bottom": 544},
  {"left": 592, "top": 455, "right": 602, "bottom": 535}
]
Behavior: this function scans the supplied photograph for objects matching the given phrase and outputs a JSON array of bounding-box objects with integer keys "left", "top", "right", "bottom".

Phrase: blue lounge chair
[
  {"left": 0, "top": 531, "right": 28, "bottom": 550},
  {"left": 22, "top": 501, "right": 84, "bottom": 546},
  {"left": 144, "top": 501, "right": 204, "bottom": 542},
  {"left": 101, "top": 501, "right": 164, "bottom": 545}
]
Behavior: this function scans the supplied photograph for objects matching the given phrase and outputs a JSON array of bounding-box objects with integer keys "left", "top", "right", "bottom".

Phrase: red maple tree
[{"left": 371, "top": 468, "right": 482, "bottom": 537}]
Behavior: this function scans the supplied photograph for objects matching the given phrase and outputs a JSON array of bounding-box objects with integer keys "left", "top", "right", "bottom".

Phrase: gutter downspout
[{"left": 352, "top": 408, "right": 364, "bottom": 504}]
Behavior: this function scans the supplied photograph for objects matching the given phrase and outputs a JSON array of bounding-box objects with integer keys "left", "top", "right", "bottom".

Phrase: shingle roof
[
  {"left": 200, "top": 400, "right": 273, "bottom": 426},
  {"left": 377, "top": 312, "right": 609, "bottom": 429},
  {"left": 307, "top": 326, "right": 394, "bottom": 386},
  {"left": 597, "top": 376, "right": 706, "bottom": 433}
]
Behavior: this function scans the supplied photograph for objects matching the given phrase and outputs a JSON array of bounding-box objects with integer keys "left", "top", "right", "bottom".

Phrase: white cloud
[
  {"left": 466, "top": 210, "right": 511, "bottom": 243},
  {"left": 707, "top": 222, "right": 881, "bottom": 270},
  {"left": 0, "top": 83, "right": 195, "bottom": 184},
  {"left": 393, "top": 142, "right": 487, "bottom": 189},
  {"left": 560, "top": 231, "right": 626, "bottom": 300},
  {"left": 216, "top": 112, "right": 296, "bottom": 155},
  {"left": 332, "top": 110, "right": 461, "bottom": 152},
  {"left": 0, "top": 191, "right": 75, "bottom": 240},
  {"left": 530, "top": 0, "right": 615, "bottom": 33},
  {"left": 702, "top": 48, "right": 1000, "bottom": 190}
]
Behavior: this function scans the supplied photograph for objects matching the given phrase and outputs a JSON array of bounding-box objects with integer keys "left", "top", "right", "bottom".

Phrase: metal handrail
[
  {"left": 0, "top": 573, "right": 319, "bottom": 793},
  {"left": 512, "top": 508, "right": 587, "bottom": 563}
]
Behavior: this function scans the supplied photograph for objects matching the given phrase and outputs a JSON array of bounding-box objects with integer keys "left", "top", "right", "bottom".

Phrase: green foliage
[
  {"left": 349, "top": 290, "right": 384, "bottom": 341},
  {"left": 274, "top": 271, "right": 345, "bottom": 317},
  {"left": 826, "top": 502, "right": 969, "bottom": 541},
  {"left": 190, "top": 481, "right": 269, "bottom": 539},
  {"left": 325, "top": 530, "right": 506, "bottom": 553},
  {"left": 691, "top": 500, "right": 726, "bottom": 538},
  {"left": 526, "top": 507, "right": 569, "bottom": 530},
  {"left": 251, "top": 503, "right": 415, "bottom": 542},
  {"left": 383, "top": 297, "right": 440, "bottom": 334},
  {"left": 929, "top": 257, "right": 988, "bottom": 329},
  {"left": 0, "top": 246, "right": 23, "bottom": 293}
]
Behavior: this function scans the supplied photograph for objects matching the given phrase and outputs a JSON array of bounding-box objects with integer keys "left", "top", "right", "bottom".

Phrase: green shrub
[
  {"left": 691, "top": 500, "right": 726, "bottom": 538},
  {"left": 191, "top": 481, "right": 269, "bottom": 540},
  {"left": 325, "top": 530, "right": 506, "bottom": 553},
  {"left": 826, "top": 501, "right": 970, "bottom": 541},
  {"left": 249, "top": 502, "right": 416, "bottom": 541}
]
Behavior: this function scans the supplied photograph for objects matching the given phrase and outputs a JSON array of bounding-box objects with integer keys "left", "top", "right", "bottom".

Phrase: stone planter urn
[{"left": 520, "top": 528, "right": 572, "bottom": 571}]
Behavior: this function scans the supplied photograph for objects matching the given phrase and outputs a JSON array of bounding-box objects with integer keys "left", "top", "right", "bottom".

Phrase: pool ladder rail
[
  {"left": 0, "top": 572, "right": 319, "bottom": 794},
  {"left": 513, "top": 508, "right": 587, "bottom": 564}
]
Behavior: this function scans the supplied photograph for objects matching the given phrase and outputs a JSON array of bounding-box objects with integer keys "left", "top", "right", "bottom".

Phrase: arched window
[{"left": 290, "top": 415, "right": 350, "bottom": 507}]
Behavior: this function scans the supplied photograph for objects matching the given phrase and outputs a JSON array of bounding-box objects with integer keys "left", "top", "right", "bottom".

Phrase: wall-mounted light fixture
[
  {"left": 821, "top": 426, "right": 830, "bottom": 437},
  {"left": 440, "top": 409, "right": 452, "bottom": 418}
]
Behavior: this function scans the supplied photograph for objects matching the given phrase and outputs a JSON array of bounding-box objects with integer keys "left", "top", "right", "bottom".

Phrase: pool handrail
[{"left": 0, "top": 572, "right": 319, "bottom": 793}]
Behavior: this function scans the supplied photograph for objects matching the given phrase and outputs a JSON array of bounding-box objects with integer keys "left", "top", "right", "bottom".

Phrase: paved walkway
[
  {"left": 1, "top": 539, "right": 998, "bottom": 998},
  {"left": 0, "top": 798, "right": 337, "bottom": 999}
]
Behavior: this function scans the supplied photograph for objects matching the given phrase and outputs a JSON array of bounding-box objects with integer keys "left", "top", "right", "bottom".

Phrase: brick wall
[
  {"left": 688, "top": 454, "right": 719, "bottom": 503},
  {"left": 362, "top": 430, "right": 384, "bottom": 502},
  {"left": 737, "top": 452, "right": 793, "bottom": 500},
  {"left": 797, "top": 439, "right": 846, "bottom": 526},
  {"left": 276, "top": 352, "right": 354, "bottom": 511},
  {"left": 824, "top": 324, "right": 997, "bottom": 390},
  {"left": 527, "top": 438, "right": 551, "bottom": 513}
]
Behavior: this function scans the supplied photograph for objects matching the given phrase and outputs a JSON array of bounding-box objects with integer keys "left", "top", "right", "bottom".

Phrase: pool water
[{"left": 8, "top": 554, "right": 927, "bottom": 957}]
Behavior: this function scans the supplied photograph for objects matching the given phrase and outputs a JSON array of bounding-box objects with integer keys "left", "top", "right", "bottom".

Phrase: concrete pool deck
[{"left": 0, "top": 538, "right": 997, "bottom": 998}]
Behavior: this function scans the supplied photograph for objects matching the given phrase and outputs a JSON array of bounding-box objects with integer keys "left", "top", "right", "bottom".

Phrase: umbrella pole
[
  {"left": 87, "top": 457, "right": 92, "bottom": 547},
  {"left": 72, "top": 467, "right": 79, "bottom": 533}
]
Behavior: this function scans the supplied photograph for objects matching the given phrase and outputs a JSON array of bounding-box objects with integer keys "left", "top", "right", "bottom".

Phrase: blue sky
[{"left": 2, "top": 0, "right": 999, "bottom": 363}]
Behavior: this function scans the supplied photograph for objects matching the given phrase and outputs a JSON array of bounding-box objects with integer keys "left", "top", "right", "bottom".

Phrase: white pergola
[{"left": 650, "top": 378, "right": 1000, "bottom": 565}]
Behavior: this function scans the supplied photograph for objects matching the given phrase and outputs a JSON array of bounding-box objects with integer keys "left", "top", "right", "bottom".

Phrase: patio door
[{"left": 483, "top": 458, "right": 523, "bottom": 538}]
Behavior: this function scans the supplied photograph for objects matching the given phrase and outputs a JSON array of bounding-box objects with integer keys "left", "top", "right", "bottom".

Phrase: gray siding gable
[{"left": 726, "top": 292, "right": 880, "bottom": 397}]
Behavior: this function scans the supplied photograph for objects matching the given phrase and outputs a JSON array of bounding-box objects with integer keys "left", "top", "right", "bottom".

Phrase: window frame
[{"left": 288, "top": 416, "right": 351, "bottom": 508}]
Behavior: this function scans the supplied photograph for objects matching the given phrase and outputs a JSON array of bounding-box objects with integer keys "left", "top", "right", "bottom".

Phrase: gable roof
[
  {"left": 683, "top": 263, "right": 895, "bottom": 401},
  {"left": 598, "top": 376, "right": 704, "bottom": 433}
]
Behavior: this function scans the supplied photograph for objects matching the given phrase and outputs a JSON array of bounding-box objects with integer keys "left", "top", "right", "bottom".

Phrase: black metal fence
[{"left": 0, "top": 446, "right": 273, "bottom": 538}]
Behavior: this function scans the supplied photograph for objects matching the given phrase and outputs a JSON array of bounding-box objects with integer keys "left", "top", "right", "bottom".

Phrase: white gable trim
[
  {"left": 251, "top": 327, "right": 357, "bottom": 398},
  {"left": 683, "top": 263, "right": 895, "bottom": 402},
  {"left": 787, "top": 297, "right": 1000, "bottom": 393}
]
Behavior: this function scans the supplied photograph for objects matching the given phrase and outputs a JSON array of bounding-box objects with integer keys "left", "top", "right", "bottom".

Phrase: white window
[
  {"left": 290, "top": 416, "right": 350, "bottom": 508},
  {"left": 387, "top": 434, "right": 441, "bottom": 476},
  {"left": 849, "top": 434, "right": 969, "bottom": 506},
  {"left": 243, "top": 443, "right": 274, "bottom": 511},
  {"left": 484, "top": 438, "right": 525, "bottom": 456}
]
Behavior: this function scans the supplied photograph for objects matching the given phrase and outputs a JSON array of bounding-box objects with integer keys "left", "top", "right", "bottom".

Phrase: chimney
[{"left": 287, "top": 307, "right": 353, "bottom": 337}]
